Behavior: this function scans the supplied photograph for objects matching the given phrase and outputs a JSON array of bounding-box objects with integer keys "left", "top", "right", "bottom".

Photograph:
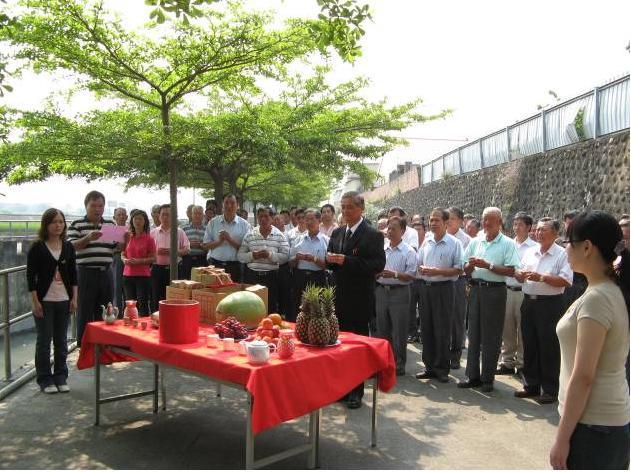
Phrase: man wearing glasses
[{"left": 513, "top": 217, "right": 573, "bottom": 404}]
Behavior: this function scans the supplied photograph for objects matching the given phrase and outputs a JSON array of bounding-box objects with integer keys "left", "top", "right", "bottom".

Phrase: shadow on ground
[{"left": 0, "top": 343, "right": 559, "bottom": 469}]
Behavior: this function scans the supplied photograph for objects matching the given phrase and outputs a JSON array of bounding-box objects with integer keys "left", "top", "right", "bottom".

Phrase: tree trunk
[
  {"left": 211, "top": 172, "right": 224, "bottom": 205},
  {"left": 161, "top": 103, "right": 178, "bottom": 281}
]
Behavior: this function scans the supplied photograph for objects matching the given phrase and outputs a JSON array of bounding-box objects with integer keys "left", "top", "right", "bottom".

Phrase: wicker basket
[
  {"left": 166, "top": 285, "right": 193, "bottom": 300},
  {"left": 192, "top": 283, "right": 269, "bottom": 325},
  {"left": 192, "top": 288, "right": 233, "bottom": 325}
]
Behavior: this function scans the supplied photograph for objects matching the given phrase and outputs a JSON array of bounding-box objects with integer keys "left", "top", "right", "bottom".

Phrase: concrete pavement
[{"left": 0, "top": 343, "right": 559, "bottom": 469}]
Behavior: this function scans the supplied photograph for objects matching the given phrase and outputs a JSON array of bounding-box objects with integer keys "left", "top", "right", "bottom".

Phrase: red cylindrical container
[{"left": 159, "top": 299, "right": 200, "bottom": 344}]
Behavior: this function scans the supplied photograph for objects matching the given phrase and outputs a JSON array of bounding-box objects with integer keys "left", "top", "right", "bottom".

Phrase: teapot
[
  {"left": 245, "top": 340, "right": 276, "bottom": 365},
  {"left": 101, "top": 302, "right": 118, "bottom": 325}
]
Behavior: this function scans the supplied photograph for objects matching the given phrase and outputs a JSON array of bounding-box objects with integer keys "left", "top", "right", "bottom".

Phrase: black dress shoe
[
  {"left": 457, "top": 379, "right": 482, "bottom": 388},
  {"left": 536, "top": 393, "right": 558, "bottom": 404},
  {"left": 514, "top": 389, "right": 539, "bottom": 398},
  {"left": 347, "top": 398, "right": 362, "bottom": 409},
  {"left": 415, "top": 371, "right": 435, "bottom": 380},
  {"left": 495, "top": 365, "right": 515, "bottom": 375},
  {"left": 479, "top": 382, "right": 493, "bottom": 393},
  {"left": 436, "top": 375, "right": 450, "bottom": 383}
]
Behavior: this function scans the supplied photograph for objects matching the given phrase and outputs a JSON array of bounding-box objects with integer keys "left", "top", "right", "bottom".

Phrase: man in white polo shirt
[
  {"left": 497, "top": 211, "right": 536, "bottom": 376},
  {"left": 514, "top": 217, "right": 572, "bottom": 404}
]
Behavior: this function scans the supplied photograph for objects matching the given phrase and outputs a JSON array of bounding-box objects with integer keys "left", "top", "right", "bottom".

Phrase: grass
[{"left": 0, "top": 221, "right": 37, "bottom": 236}]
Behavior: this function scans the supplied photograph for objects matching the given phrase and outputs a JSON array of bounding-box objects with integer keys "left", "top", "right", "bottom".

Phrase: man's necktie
[{"left": 343, "top": 228, "right": 352, "bottom": 251}]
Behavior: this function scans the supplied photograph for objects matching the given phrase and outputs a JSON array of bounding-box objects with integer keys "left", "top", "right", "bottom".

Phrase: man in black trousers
[{"left": 327, "top": 191, "right": 386, "bottom": 409}]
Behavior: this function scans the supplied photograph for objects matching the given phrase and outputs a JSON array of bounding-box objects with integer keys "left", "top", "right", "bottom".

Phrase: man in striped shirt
[
  {"left": 238, "top": 207, "right": 290, "bottom": 314},
  {"left": 180, "top": 205, "right": 207, "bottom": 279},
  {"left": 68, "top": 190, "right": 119, "bottom": 346}
]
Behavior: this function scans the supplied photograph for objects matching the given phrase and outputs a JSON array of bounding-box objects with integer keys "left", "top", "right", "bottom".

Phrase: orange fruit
[
  {"left": 260, "top": 329, "right": 274, "bottom": 338},
  {"left": 261, "top": 318, "right": 274, "bottom": 330},
  {"left": 269, "top": 314, "right": 283, "bottom": 326}
]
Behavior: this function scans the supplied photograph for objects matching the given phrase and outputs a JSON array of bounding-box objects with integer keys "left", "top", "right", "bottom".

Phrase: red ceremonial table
[{"left": 77, "top": 319, "right": 396, "bottom": 469}]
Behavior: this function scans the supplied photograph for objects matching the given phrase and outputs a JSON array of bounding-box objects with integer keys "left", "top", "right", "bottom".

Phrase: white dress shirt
[
  {"left": 402, "top": 225, "right": 419, "bottom": 251},
  {"left": 506, "top": 236, "right": 537, "bottom": 287},
  {"left": 520, "top": 243, "right": 573, "bottom": 296}
]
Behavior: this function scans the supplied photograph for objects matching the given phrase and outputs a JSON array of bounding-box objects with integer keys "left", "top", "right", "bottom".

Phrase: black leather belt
[
  {"left": 377, "top": 283, "right": 409, "bottom": 290},
  {"left": 419, "top": 279, "right": 453, "bottom": 286},
  {"left": 210, "top": 258, "right": 240, "bottom": 267},
  {"left": 296, "top": 269, "right": 325, "bottom": 276},
  {"left": 469, "top": 279, "right": 506, "bottom": 287},
  {"left": 80, "top": 265, "right": 111, "bottom": 271},
  {"left": 524, "top": 293, "right": 562, "bottom": 300},
  {"left": 248, "top": 268, "right": 278, "bottom": 277},
  {"left": 507, "top": 285, "right": 522, "bottom": 292},
  {"left": 153, "top": 265, "right": 170, "bottom": 270}
]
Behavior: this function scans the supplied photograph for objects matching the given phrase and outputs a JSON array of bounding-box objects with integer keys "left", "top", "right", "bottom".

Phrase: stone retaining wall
[{"left": 381, "top": 130, "right": 629, "bottom": 227}]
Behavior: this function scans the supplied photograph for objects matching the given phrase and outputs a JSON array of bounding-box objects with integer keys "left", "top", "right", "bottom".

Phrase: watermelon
[{"left": 215, "top": 291, "right": 266, "bottom": 329}]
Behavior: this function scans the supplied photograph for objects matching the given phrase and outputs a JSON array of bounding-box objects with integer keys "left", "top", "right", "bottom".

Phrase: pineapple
[
  {"left": 296, "top": 284, "right": 320, "bottom": 343},
  {"left": 307, "top": 309, "right": 331, "bottom": 346},
  {"left": 321, "top": 286, "right": 338, "bottom": 344}
]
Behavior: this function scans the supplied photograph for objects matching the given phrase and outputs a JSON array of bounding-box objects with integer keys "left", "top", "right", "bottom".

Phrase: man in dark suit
[{"left": 327, "top": 191, "right": 386, "bottom": 409}]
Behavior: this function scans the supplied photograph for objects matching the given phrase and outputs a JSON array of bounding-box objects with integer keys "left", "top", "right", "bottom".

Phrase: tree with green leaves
[
  {"left": 2, "top": 65, "right": 447, "bottom": 211},
  {"left": 1, "top": 0, "right": 371, "bottom": 275}
]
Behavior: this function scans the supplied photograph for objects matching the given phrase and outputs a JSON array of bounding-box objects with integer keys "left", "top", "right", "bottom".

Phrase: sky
[{"left": 0, "top": 0, "right": 629, "bottom": 216}]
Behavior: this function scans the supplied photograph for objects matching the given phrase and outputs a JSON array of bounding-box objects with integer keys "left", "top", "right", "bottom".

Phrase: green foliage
[{"left": 574, "top": 107, "right": 586, "bottom": 141}]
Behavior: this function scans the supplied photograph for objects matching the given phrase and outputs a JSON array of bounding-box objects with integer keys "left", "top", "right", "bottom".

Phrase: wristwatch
[
  {"left": 394, "top": 271, "right": 399, "bottom": 279},
  {"left": 488, "top": 263, "right": 495, "bottom": 271}
]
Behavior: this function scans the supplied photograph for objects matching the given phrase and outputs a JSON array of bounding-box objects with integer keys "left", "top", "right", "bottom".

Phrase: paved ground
[{"left": 0, "top": 343, "right": 559, "bottom": 469}]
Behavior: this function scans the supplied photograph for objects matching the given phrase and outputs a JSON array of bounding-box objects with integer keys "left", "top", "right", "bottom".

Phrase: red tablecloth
[{"left": 77, "top": 319, "right": 396, "bottom": 434}]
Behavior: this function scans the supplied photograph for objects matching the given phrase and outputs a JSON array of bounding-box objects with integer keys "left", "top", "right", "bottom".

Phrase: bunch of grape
[{"left": 214, "top": 317, "right": 248, "bottom": 340}]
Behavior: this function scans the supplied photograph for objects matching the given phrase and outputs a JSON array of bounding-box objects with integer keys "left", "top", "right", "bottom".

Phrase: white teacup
[
  {"left": 207, "top": 334, "right": 219, "bottom": 348},
  {"left": 222, "top": 337, "right": 235, "bottom": 351}
]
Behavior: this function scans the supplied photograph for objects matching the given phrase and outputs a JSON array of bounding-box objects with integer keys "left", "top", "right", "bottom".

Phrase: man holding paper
[{"left": 68, "top": 190, "right": 121, "bottom": 346}]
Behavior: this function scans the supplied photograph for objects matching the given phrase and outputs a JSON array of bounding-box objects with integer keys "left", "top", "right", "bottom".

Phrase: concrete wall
[
  {"left": 362, "top": 167, "right": 421, "bottom": 203},
  {"left": 380, "top": 130, "right": 629, "bottom": 225}
]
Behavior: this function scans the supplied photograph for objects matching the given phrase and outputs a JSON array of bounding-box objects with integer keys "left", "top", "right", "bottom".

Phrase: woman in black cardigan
[{"left": 26, "top": 208, "right": 78, "bottom": 393}]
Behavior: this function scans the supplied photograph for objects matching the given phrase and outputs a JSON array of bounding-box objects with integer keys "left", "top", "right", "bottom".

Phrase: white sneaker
[
  {"left": 43, "top": 385, "right": 58, "bottom": 394},
  {"left": 57, "top": 384, "right": 70, "bottom": 393}
]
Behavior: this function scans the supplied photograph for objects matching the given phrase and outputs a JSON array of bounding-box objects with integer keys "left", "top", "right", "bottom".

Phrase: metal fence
[
  {"left": 0, "top": 265, "right": 78, "bottom": 400},
  {"left": 421, "top": 75, "right": 630, "bottom": 183}
]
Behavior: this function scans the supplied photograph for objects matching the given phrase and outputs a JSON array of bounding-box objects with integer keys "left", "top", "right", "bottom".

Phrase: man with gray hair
[
  {"left": 514, "top": 217, "right": 572, "bottom": 404},
  {"left": 458, "top": 207, "right": 521, "bottom": 392},
  {"left": 327, "top": 191, "right": 386, "bottom": 409},
  {"left": 181, "top": 205, "right": 207, "bottom": 279}
]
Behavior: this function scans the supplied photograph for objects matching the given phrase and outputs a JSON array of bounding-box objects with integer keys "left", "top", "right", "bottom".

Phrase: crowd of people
[{"left": 26, "top": 189, "right": 629, "bottom": 469}]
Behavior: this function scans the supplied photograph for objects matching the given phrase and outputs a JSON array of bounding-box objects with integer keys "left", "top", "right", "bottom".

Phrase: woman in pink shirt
[{"left": 122, "top": 209, "right": 156, "bottom": 315}]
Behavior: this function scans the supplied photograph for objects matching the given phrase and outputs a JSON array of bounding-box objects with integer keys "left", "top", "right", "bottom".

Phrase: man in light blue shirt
[
  {"left": 458, "top": 207, "right": 521, "bottom": 393},
  {"left": 289, "top": 209, "right": 329, "bottom": 320},
  {"left": 202, "top": 194, "right": 251, "bottom": 282},
  {"left": 375, "top": 216, "right": 417, "bottom": 376},
  {"left": 415, "top": 208, "right": 463, "bottom": 383}
]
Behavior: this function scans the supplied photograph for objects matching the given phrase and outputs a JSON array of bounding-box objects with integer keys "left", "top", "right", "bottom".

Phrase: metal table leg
[
  {"left": 216, "top": 382, "right": 222, "bottom": 397},
  {"left": 161, "top": 369, "right": 167, "bottom": 411},
  {"left": 153, "top": 364, "right": 159, "bottom": 413},
  {"left": 246, "top": 393, "right": 254, "bottom": 469},
  {"left": 95, "top": 344, "right": 101, "bottom": 426},
  {"left": 371, "top": 374, "right": 378, "bottom": 447},
  {"left": 308, "top": 408, "right": 320, "bottom": 469}
]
